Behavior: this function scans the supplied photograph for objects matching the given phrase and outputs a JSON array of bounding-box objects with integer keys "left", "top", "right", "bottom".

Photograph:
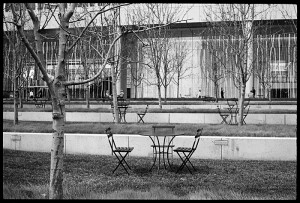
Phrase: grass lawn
[
  {"left": 3, "top": 149, "right": 296, "bottom": 199},
  {"left": 3, "top": 120, "right": 296, "bottom": 137}
]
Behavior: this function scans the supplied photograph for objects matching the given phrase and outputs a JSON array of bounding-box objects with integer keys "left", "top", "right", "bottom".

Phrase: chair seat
[
  {"left": 174, "top": 147, "right": 193, "bottom": 152},
  {"left": 220, "top": 114, "right": 229, "bottom": 116},
  {"left": 151, "top": 145, "right": 175, "bottom": 148},
  {"left": 137, "top": 113, "right": 146, "bottom": 115},
  {"left": 114, "top": 147, "right": 134, "bottom": 152}
]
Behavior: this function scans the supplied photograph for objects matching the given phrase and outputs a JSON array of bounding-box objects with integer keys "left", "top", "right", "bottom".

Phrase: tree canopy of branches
[
  {"left": 128, "top": 4, "right": 192, "bottom": 108},
  {"left": 4, "top": 3, "right": 191, "bottom": 198},
  {"left": 203, "top": 4, "right": 275, "bottom": 125}
]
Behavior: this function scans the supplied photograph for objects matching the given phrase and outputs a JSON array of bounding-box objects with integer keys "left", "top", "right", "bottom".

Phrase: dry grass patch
[
  {"left": 3, "top": 149, "right": 296, "bottom": 199},
  {"left": 3, "top": 120, "right": 296, "bottom": 137}
]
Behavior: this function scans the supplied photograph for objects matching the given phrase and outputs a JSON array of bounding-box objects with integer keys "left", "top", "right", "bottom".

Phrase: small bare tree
[
  {"left": 161, "top": 37, "right": 176, "bottom": 101},
  {"left": 170, "top": 39, "right": 191, "bottom": 98},
  {"left": 253, "top": 34, "right": 281, "bottom": 101},
  {"left": 129, "top": 4, "right": 191, "bottom": 108},
  {"left": 3, "top": 7, "right": 30, "bottom": 125},
  {"left": 199, "top": 35, "right": 227, "bottom": 102}
]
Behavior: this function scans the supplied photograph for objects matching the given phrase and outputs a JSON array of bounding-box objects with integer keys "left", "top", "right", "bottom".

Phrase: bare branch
[{"left": 67, "top": 3, "right": 130, "bottom": 54}]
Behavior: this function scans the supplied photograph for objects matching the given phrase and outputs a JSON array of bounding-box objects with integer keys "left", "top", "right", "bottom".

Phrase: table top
[
  {"left": 140, "top": 132, "right": 185, "bottom": 137},
  {"left": 227, "top": 107, "right": 239, "bottom": 113},
  {"left": 152, "top": 125, "right": 175, "bottom": 129}
]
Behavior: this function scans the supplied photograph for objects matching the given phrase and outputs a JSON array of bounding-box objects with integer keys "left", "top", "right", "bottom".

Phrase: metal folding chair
[
  {"left": 217, "top": 106, "right": 229, "bottom": 124},
  {"left": 105, "top": 127, "right": 134, "bottom": 175},
  {"left": 174, "top": 128, "right": 203, "bottom": 174},
  {"left": 137, "top": 105, "right": 149, "bottom": 123},
  {"left": 226, "top": 98, "right": 238, "bottom": 111},
  {"left": 242, "top": 105, "right": 250, "bottom": 125}
]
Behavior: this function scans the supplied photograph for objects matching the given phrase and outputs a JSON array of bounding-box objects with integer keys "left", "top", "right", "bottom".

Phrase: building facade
[{"left": 3, "top": 4, "right": 297, "bottom": 99}]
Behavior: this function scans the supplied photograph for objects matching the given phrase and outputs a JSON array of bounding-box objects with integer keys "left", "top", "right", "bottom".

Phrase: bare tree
[
  {"left": 129, "top": 60, "right": 145, "bottom": 98},
  {"left": 253, "top": 34, "right": 280, "bottom": 101},
  {"left": 3, "top": 5, "right": 30, "bottom": 124},
  {"left": 161, "top": 37, "right": 176, "bottom": 101},
  {"left": 129, "top": 4, "right": 191, "bottom": 108},
  {"left": 7, "top": 3, "right": 131, "bottom": 198},
  {"left": 170, "top": 39, "right": 191, "bottom": 98},
  {"left": 204, "top": 4, "right": 273, "bottom": 126},
  {"left": 5, "top": 3, "right": 189, "bottom": 198},
  {"left": 199, "top": 35, "right": 227, "bottom": 102},
  {"left": 277, "top": 4, "right": 297, "bottom": 32}
]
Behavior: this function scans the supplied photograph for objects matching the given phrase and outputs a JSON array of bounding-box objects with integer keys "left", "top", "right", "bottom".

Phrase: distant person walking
[
  {"left": 250, "top": 87, "right": 256, "bottom": 98},
  {"left": 221, "top": 88, "right": 224, "bottom": 99},
  {"left": 119, "top": 90, "right": 124, "bottom": 98},
  {"left": 29, "top": 91, "right": 34, "bottom": 99},
  {"left": 196, "top": 90, "right": 202, "bottom": 98},
  {"left": 105, "top": 90, "right": 112, "bottom": 99}
]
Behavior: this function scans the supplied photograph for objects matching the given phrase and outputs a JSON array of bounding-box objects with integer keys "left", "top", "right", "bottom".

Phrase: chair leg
[
  {"left": 183, "top": 152, "right": 196, "bottom": 171},
  {"left": 242, "top": 117, "right": 247, "bottom": 125},
  {"left": 137, "top": 114, "right": 145, "bottom": 123},
  {"left": 118, "top": 151, "right": 132, "bottom": 170},
  {"left": 112, "top": 152, "right": 131, "bottom": 175},
  {"left": 220, "top": 115, "right": 228, "bottom": 124},
  {"left": 179, "top": 152, "right": 195, "bottom": 173},
  {"left": 176, "top": 152, "right": 193, "bottom": 174}
]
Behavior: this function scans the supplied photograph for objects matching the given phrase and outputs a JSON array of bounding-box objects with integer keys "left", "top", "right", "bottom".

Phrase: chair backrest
[
  {"left": 244, "top": 105, "right": 250, "bottom": 116},
  {"left": 105, "top": 127, "right": 117, "bottom": 151},
  {"left": 226, "top": 99, "right": 236, "bottom": 108},
  {"left": 192, "top": 128, "right": 203, "bottom": 151},
  {"left": 243, "top": 99, "right": 250, "bottom": 108}
]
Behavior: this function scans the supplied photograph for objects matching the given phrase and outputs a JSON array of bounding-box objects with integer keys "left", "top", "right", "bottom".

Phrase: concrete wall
[
  {"left": 3, "top": 111, "right": 297, "bottom": 125},
  {"left": 3, "top": 132, "right": 296, "bottom": 161},
  {"left": 3, "top": 103, "right": 297, "bottom": 110}
]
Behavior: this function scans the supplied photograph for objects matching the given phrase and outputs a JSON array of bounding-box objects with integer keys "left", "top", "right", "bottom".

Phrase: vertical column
[
  {"left": 129, "top": 35, "right": 138, "bottom": 98},
  {"left": 118, "top": 29, "right": 128, "bottom": 98},
  {"left": 245, "top": 21, "right": 254, "bottom": 97}
]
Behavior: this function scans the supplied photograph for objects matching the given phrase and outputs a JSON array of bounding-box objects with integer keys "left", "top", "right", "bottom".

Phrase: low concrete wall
[
  {"left": 3, "top": 132, "right": 296, "bottom": 161},
  {"left": 3, "top": 111, "right": 297, "bottom": 125},
  {"left": 3, "top": 102, "right": 297, "bottom": 110}
]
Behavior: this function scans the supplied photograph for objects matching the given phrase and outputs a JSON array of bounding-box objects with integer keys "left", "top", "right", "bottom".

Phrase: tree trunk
[
  {"left": 164, "top": 85, "right": 167, "bottom": 102},
  {"left": 85, "top": 85, "right": 90, "bottom": 109},
  {"left": 19, "top": 90, "right": 23, "bottom": 108},
  {"left": 214, "top": 81, "right": 219, "bottom": 103},
  {"left": 158, "top": 85, "right": 162, "bottom": 109},
  {"left": 238, "top": 83, "right": 246, "bottom": 126},
  {"left": 177, "top": 80, "right": 180, "bottom": 98},
  {"left": 111, "top": 63, "right": 120, "bottom": 123},
  {"left": 49, "top": 11, "right": 70, "bottom": 199},
  {"left": 49, "top": 95, "right": 65, "bottom": 199},
  {"left": 262, "top": 86, "right": 265, "bottom": 98},
  {"left": 13, "top": 51, "right": 18, "bottom": 125},
  {"left": 157, "top": 76, "right": 163, "bottom": 109},
  {"left": 13, "top": 86, "right": 18, "bottom": 125},
  {"left": 67, "top": 87, "right": 71, "bottom": 104},
  {"left": 112, "top": 74, "right": 119, "bottom": 123},
  {"left": 33, "top": 18, "right": 45, "bottom": 87}
]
